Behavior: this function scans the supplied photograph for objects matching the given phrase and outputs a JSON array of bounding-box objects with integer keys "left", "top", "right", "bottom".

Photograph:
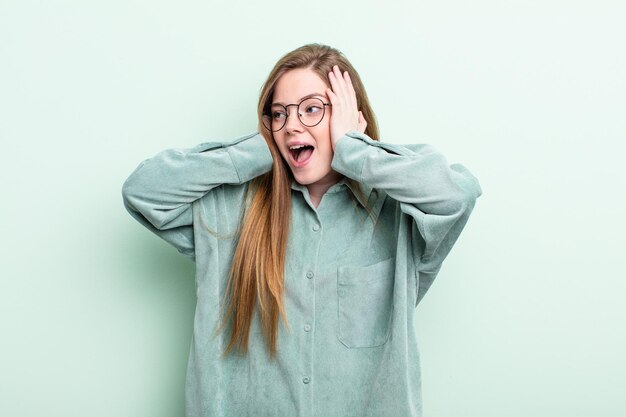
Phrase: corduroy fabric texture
[{"left": 121, "top": 130, "right": 482, "bottom": 417}]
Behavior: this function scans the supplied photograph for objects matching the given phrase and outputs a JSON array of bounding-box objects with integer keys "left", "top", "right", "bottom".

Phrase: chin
[
  {"left": 292, "top": 174, "right": 314, "bottom": 185},
  {"left": 292, "top": 171, "right": 323, "bottom": 185}
]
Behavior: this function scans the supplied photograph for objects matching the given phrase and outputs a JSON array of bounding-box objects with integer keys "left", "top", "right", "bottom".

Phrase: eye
[
  {"left": 272, "top": 110, "right": 287, "bottom": 120},
  {"left": 305, "top": 105, "right": 322, "bottom": 113}
]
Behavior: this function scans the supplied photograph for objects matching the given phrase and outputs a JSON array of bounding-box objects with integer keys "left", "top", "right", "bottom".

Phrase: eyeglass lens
[{"left": 262, "top": 98, "right": 326, "bottom": 132}]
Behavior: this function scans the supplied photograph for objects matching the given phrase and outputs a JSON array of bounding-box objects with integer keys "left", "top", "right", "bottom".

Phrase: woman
[{"left": 122, "top": 43, "right": 482, "bottom": 417}]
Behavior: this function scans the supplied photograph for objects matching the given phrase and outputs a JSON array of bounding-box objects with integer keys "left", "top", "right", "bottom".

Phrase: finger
[
  {"left": 329, "top": 71, "right": 348, "bottom": 119},
  {"left": 332, "top": 65, "right": 349, "bottom": 101},
  {"left": 335, "top": 66, "right": 356, "bottom": 113},
  {"left": 326, "top": 87, "right": 336, "bottom": 104},
  {"left": 328, "top": 70, "right": 340, "bottom": 101},
  {"left": 344, "top": 71, "right": 358, "bottom": 112},
  {"left": 343, "top": 70, "right": 356, "bottom": 99}
]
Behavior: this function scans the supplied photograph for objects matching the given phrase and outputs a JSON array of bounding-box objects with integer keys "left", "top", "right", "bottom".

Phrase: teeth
[{"left": 289, "top": 144, "right": 308, "bottom": 150}]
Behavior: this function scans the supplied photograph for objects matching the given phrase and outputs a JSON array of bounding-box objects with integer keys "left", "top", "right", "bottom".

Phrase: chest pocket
[{"left": 336, "top": 257, "right": 395, "bottom": 348}]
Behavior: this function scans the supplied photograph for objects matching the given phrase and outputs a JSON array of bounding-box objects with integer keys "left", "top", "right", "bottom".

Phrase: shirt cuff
[
  {"left": 330, "top": 131, "right": 368, "bottom": 181},
  {"left": 331, "top": 130, "right": 406, "bottom": 181}
]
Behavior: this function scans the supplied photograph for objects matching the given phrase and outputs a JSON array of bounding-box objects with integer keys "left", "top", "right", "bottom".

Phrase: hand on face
[{"left": 326, "top": 65, "right": 368, "bottom": 151}]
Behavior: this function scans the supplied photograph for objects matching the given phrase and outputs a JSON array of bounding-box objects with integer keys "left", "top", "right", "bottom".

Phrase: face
[{"left": 269, "top": 68, "right": 343, "bottom": 188}]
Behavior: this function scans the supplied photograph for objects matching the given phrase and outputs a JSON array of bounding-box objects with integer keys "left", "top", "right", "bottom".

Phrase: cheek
[
  {"left": 317, "top": 132, "right": 332, "bottom": 149},
  {"left": 312, "top": 122, "right": 331, "bottom": 143},
  {"left": 271, "top": 134, "right": 285, "bottom": 150}
]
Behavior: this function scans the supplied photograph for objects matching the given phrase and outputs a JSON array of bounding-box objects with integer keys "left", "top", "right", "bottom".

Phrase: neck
[{"left": 306, "top": 172, "right": 344, "bottom": 201}]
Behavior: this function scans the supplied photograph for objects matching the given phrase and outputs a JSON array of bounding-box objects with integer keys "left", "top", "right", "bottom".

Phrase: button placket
[
  {"left": 305, "top": 271, "right": 314, "bottom": 333},
  {"left": 298, "top": 215, "right": 320, "bottom": 399}
]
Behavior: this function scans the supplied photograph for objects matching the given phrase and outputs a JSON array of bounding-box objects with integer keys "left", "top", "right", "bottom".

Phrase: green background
[{"left": 1, "top": 1, "right": 624, "bottom": 416}]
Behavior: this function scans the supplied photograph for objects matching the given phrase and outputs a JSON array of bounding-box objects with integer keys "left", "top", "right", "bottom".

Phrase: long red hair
[{"left": 212, "top": 43, "right": 381, "bottom": 360}]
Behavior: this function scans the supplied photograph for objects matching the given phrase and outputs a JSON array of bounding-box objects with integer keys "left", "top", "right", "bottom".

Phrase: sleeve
[
  {"left": 121, "top": 131, "right": 274, "bottom": 261},
  {"left": 330, "top": 130, "right": 482, "bottom": 305}
]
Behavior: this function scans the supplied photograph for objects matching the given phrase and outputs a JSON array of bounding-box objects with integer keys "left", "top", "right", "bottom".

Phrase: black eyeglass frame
[{"left": 262, "top": 97, "right": 332, "bottom": 132}]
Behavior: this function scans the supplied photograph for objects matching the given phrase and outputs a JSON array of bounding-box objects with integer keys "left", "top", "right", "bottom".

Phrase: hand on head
[{"left": 326, "top": 65, "right": 367, "bottom": 151}]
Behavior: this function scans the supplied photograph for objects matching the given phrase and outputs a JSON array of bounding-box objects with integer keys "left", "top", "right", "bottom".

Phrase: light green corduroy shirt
[{"left": 121, "top": 130, "right": 482, "bottom": 417}]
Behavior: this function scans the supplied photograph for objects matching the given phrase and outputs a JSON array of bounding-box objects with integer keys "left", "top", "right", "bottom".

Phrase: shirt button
[
  {"left": 312, "top": 224, "right": 320, "bottom": 232},
  {"left": 304, "top": 324, "right": 311, "bottom": 332},
  {"left": 306, "top": 271, "right": 314, "bottom": 279},
  {"left": 303, "top": 376, "right": 310, "bottom": 384},
  {"left": 338, "top": 289, "right": 346, "bottom": 297}
]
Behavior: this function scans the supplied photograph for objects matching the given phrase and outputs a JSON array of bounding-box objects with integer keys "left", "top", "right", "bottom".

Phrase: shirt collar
[{"left": 290, "top": 176, "right": 374, "bottom": 209}]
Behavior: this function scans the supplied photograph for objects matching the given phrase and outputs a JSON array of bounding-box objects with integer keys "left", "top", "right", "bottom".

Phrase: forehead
[{"left": 273, "top": 68, "right": 328, "bottom": 104}]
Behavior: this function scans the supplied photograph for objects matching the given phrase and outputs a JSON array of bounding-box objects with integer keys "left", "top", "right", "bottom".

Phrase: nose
[{"left": 284, "top": 104, "right": 303, "bottom": 133}]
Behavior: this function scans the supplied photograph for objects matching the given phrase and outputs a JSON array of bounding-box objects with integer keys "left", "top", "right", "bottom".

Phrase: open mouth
[{"left": 289, "top": 145, "right": 315, "bottom": 163}]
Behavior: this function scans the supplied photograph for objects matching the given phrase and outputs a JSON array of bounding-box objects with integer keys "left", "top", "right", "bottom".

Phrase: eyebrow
[{"left": 272, "top": 93, "right": 326, "bottom": 106}]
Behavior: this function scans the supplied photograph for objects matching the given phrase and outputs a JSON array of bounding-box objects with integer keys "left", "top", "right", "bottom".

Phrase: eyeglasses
[{"left": 262, "top": 97, "right": 332, "bottom": 132}]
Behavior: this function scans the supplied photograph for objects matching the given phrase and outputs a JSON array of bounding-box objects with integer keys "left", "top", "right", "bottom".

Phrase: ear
[{"left": 357, "top": 111, "right": 367, "bottom": 133}]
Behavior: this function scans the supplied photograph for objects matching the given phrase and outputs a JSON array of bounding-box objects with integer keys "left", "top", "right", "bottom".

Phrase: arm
[
  {"left": 330, "top": 130, "right": 482, "bottom": 304},
  {"left": 121, "top": 131, "right": 274, "bottom": 261}
]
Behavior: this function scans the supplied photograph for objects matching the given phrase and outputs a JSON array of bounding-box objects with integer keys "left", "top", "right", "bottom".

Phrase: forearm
[{"left": 121, "top": 131, "right": 273, "bottom": 230}]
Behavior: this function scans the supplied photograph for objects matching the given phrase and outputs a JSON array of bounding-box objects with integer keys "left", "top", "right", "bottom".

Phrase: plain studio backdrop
[{"left": 1, "top": 1, "right": 624, "bottom": 416}]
